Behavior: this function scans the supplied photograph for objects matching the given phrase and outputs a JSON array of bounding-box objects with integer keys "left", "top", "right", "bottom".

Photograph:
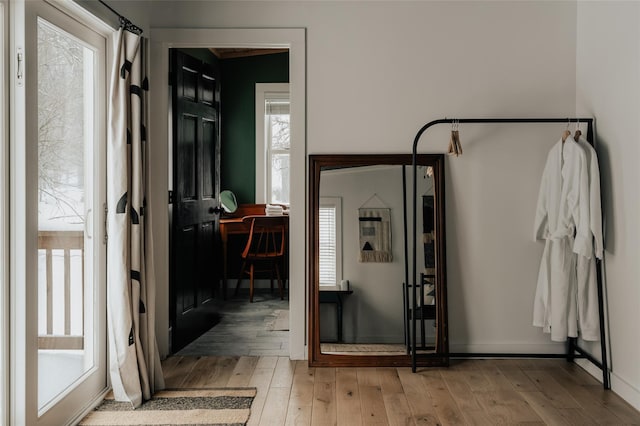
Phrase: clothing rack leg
[{"left": 596, "top": 258, "right": 610, "bottom": 389}]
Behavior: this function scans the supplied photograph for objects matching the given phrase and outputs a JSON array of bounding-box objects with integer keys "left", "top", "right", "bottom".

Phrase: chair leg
[
  {"left": 235, "top": 260, "right": 247, "bottom": 297},
  {"left": 270, "top": 266, "right": 274, "bottom": 294},
  {"left": 249, "top": 263, "right": 255, "bottom": 303},
  {"left": 275, "top": 264, "right": 284, "bottom": 300}
]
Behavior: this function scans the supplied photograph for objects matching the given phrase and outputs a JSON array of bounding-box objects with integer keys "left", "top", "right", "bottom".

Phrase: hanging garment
[
  {"left": 533, "top": 136, "right": 591, "bottom": 341},
  {"left": 574, "top": 135, "right": 603, "bottom": 340}
]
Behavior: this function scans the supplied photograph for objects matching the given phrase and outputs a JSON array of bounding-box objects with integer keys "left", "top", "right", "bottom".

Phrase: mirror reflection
[{"left": 309, "top": 154, "right": 447, "bottom": 367}]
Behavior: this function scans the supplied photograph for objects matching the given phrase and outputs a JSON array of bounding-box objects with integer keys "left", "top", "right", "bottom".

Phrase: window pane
[
  {"left": 269, "top": 114, "right": 289, "bottom": 151},
  {"left": 37, "top": 18, "right": 93, "bottom": 409},
  {"left": 270, "top": 153, "right": 289, "bottom": 205}
]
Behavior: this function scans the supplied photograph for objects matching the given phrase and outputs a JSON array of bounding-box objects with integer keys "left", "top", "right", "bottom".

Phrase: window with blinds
[{"left": 319, "top": 197, "right": 342, "bottom": 286}]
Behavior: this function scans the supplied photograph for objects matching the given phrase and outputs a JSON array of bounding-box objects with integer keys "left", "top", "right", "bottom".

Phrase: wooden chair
[{"left": 235, "top": 215, "right": 287, "bottom": 302}]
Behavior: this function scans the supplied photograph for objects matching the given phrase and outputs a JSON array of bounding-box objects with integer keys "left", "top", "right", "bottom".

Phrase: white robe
[
  {"left": 575, "top": 135, "right": 603, "bottom": 341},
  {"left": 533, "top": 136, "right": 591, "bottom": 341}
]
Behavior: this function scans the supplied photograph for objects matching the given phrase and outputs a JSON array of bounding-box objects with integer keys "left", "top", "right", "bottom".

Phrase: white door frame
[{"left": 149, "top": 28, "right": 307, "bottom": 360}]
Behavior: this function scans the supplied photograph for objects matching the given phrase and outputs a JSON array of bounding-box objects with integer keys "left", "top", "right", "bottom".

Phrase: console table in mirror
[{"left": 309, "top": 154, "right": 448, "bottom": 367}]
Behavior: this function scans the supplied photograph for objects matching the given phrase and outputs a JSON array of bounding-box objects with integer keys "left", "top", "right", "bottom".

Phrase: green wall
[{"left": 220, "top": 53, "right": 289, "bottom": 204}]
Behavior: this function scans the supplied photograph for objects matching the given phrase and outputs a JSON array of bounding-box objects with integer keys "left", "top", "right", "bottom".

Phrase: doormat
[
  {"left": 78, "top": 388, "right": 257, "bottom": 426},
  {"left": 265, "top": 309, "right": 289, "bottom": 331}
]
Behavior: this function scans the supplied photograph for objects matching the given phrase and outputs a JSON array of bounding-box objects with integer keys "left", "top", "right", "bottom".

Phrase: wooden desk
[
  {"left": 219, "top": 204, "right": 289, "bottom": 298},
  {"left": 319, "top": 288, "right": 354, "bottom": 343}
]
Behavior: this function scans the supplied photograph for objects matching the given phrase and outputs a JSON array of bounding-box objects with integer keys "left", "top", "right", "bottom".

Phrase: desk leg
[
  {"left": 221, "top": 232, "right": 228, "bottom": 300},
  {"left": 336, "top": 294, "right": 343, "bottom": 343}
]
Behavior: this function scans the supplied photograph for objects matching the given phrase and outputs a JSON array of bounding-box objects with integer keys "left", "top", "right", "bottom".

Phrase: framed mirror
[{"left": 309, "top": 154, "right": 448, "bottom": 367}]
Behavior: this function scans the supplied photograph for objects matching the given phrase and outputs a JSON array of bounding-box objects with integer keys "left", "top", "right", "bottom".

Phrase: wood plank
[
  {"left": 260, "top": 386, "right": 291, "bottom": 426},
  {"left": 256, "top": 355, "right": 279, "bottom": 370},
  {"left": 227, "top": 356, "right": 259, "bottom": 387},
  {"left": 315, "top": 366, "right": 336, "bottom": 383},
  {"left": 336, "top": 368, "right": 363, "bottom": 426},
  {"left": 481, "top": 366, "right": 515, "bottom": 391},
  {"left": 271, "top": 356, "right": 295, "bottom": 388},
  {"left": 550, "top": 369, "right": 631, "bottom": 424},
  {"left": 439, "top": 369, "right": 482, "bottom": 412},
  {"left": 523, "top": 369, "right": 581, "bottom": 409},
  {"left": 556, "top": 408, "right": 599, "bottom": 425},
  {"left": 285, "top": 405, "right": 312, "bottom": 426},
  {"left": 377, "top": 367, "right": 415, "bottom": 426},
  {"left": 519, "top": 391, "right": 573, "bottom": 425},
  {"left": 358, "top": 371, "right": 387, "bottom": 424},
  {"left": 356, "top": 368, "right": 379, "bottom": 387},
  {"left": 285, "top": 361, "right": 315, "bottom": 426},
  {"left": 420, "top": 370, "right": 466, "bottom": 425},
  {"left": 440, "top": 369, "right": 492, "bottom": 425},
  {"left": 474, "top": 389, "right": 544, "bottom": 424},
  {"left": 311, "top": 380, "right": 337, "bottom": 425},
  {"left": 396, "top": 368, "right": 441, "bottom": 425},
  {"left": 247, "top": 357, "right": 277, "bottom": 426},
  {"left": 496, "top": 364, "right": 539, "bottom": 391},
  {"left": 161, "top": 356, "right": 198, "bottom": 388},
  {"left": 181, "top": 356, "right": 237, "bottom": 387},
  {"left": 378, "top": 368, "right": 404, "bottom": 395},
  {"left": 381, "top": 392, "right": 413, "bottom": 426}
]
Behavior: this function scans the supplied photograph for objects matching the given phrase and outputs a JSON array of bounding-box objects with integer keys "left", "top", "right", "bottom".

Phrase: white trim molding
[{"left": 149, "top": 28, "right": 307, "bottom": 360}]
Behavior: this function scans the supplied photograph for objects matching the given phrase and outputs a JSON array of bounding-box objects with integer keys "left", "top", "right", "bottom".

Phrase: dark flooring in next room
[{"left": 176, "top": 290, "right": 289, "bottom": 357}]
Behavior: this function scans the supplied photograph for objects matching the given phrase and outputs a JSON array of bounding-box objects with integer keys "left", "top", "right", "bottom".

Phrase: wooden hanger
[{"left": 562, "top": 119, "right": 571, "bottom": 142}]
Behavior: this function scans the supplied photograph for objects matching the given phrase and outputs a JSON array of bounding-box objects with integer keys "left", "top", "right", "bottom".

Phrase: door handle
[
  {"left": 209, "top": 206, "right": 223, "bottom": 214},
  {"left": 85, "top": 208, "right": 93, "bottom": 239}
]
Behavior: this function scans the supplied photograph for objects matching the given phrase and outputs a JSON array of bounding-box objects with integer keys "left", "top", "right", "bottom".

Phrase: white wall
[
  {"left": 576, "top": 1, "right": 640, "bottom": 410},
  {"left": 115, "top": 0, "right": 580, "bottom": 359}
]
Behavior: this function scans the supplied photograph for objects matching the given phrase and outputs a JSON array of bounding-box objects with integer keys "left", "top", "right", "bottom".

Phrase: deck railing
[{"left": 38, "top": 230, "right": 84, "bottom": 350}]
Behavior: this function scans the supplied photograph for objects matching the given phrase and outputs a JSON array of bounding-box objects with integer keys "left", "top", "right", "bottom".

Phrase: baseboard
[{"left": 449, "top": 342, "right": 566, "bottom": 355}]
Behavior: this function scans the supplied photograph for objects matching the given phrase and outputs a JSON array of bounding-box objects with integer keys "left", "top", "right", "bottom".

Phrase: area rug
[
  {"left": 79, "top": 388, "right": 257, "bottom": 426},
  {"left": 265, "top": 309, "right": 289, "bottom": 331}
]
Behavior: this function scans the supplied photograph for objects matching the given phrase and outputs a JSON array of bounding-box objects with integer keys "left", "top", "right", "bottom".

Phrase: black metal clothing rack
[{"left": 410, "top": 117, "right": 610, "bottom": 389}]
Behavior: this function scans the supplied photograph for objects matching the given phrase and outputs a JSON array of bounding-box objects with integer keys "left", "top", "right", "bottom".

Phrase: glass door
[
  {"left": 21, "top": 1, "right": 108, "bottom": 423},
  {"left": 0, "top": 1, "right": 8, "bottom": 424}
]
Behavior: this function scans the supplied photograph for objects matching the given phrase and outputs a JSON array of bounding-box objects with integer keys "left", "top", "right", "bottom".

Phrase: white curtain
[{"left": 107, "top": 27, "right": 164, "bottom": 408}]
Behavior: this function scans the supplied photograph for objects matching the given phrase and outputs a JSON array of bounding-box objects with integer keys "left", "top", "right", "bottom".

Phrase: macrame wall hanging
[{"left": 358, "top": 194, "right": 392, "bottom": 263}]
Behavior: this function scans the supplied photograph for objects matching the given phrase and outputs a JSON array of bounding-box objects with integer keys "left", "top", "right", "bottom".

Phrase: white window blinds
[
  {"left": 319, "top": 206, "right": 336, "bottom": 285},
  {"left": 319, "top": 197, "right": 341, "bottom": 286}
]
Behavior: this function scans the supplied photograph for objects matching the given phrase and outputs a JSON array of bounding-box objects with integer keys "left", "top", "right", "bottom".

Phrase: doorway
[{"left": 149, "top": 28, "right": 307, "bottom": 360}]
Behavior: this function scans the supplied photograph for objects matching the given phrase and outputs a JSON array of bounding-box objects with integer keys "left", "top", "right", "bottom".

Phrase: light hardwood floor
[{"left": 161, "top": 356, "right": 640, "bottom": 425}]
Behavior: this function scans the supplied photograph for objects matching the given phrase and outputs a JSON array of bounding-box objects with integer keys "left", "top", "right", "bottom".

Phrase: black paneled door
[{"left": 170, "top": 49, "right": 221, "bottom": 352}]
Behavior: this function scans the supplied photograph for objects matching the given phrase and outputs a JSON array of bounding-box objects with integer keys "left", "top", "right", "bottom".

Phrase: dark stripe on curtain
[
  {"left": 131, "top": 206, "right": 140, "bottom": 224},
  {"left": 131, "top": 270, "right": 141, "bottom": 282},
  {"left": 130, "top": 85, "right": 143, "bottom": 97},
  {"left": 120, "top": 59, "right": 132, "bottom": 78},
  {"left": 116, "top": 193, "right": 128, "bottom": 214}
]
